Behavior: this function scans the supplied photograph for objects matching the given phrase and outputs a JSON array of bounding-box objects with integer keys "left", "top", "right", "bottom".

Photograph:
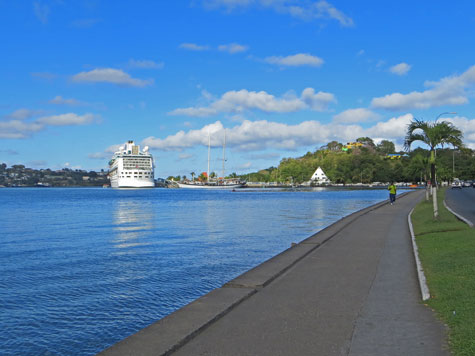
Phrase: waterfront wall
[{"left": 97, "top": 194, "right": 400, "bottom": 356}]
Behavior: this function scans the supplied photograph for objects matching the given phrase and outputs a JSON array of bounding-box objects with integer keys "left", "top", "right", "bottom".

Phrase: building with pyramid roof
[{"left": 309, "top": 166, "right": 330, "bottom": 185}]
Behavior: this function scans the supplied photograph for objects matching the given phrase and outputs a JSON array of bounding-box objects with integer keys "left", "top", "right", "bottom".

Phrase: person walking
[{"left": 388, "top": 182, "right": 397, "bottom": 205}]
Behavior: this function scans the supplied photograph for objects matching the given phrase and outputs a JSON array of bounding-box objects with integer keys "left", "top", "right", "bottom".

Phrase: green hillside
[{"left": 239, "top": 137, "right": 475, "bottom": 185}]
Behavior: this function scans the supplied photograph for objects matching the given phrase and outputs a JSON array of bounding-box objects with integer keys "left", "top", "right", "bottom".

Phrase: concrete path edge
[
  {"left": 408, "top": 207, "right": 431, "bottom": 301},
  {"left": 98, "top": 190, "right": 416, "bottom": 356}
]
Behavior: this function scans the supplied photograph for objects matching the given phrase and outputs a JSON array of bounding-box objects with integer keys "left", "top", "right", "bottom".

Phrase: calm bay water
[{"left": 1, "top": 187, "right": 391, "bottom": 355}]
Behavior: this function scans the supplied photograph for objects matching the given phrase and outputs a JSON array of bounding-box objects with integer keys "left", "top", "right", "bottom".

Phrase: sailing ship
[{"left": 177, "top": 130, "right": 245, "bottom": 189}]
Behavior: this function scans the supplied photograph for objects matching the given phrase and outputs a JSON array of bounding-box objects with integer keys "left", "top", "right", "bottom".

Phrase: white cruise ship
[{"left": 108, "top": 140, "right": 155, "bottom": 188}]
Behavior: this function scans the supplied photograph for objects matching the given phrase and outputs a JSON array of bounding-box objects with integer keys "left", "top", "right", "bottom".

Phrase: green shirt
[{"left": 388, "top": 184, "right": 396, "bottom": 194}]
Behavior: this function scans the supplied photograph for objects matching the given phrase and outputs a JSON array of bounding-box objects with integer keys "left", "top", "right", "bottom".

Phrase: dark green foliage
[
  {"left": 404, "top": 119, "right": 464, "bottom": 185},
  {"left": 376, "top": 140, "right": 396, "bottom": 155},
  {"left": 239, "top": 137, "right": 475, "bottom": 184},
  {"left": 356, "top": 137, "right": 375, "bottom": 147}
]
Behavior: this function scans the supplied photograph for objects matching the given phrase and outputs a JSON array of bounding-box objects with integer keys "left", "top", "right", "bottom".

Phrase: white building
[{"left": 310, "top": 167, "right": 330, "bottom": 185}]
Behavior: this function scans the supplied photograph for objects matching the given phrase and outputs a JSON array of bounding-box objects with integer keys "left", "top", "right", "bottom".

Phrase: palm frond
[{"left": 404, "top": 118, "right": 464, "bottom": 151}]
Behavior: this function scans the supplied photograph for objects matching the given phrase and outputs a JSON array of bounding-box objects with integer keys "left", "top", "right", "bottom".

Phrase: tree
[
  {"left": 356, "top": 137, "right": 375, "bottom": 147},
  {"left": 12, "top": 164, "right": 25, "bottom": 171},
  {"left": 404, "top": 119, "right": 463, "bottom": 186},
  {"left": 405, "top": 153, "right": 429, "bottom": 184},
  {"left": 324, "top": 141, "right": 343, "bottom": 152},
  {"left": 404, "top": 119, "right": 463, "bottom": 218},
  {"left": 190, "top": 172, "right": 195, "bottom": 181},
  {"left": 376, "top": 140, "right": 396, "bottom": 155}
]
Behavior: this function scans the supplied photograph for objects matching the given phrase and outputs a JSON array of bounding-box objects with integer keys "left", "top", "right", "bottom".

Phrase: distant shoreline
[{"left": 0, "top": 184, "right": 422, "bottom": 190}]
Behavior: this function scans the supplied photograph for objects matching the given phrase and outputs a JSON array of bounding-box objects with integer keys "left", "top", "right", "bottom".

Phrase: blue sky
[{"left": 1, "top": 1, "right": 475, "bottom": 178}]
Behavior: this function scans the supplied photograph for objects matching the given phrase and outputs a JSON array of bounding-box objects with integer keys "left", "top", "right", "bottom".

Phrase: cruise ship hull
[{"left": 110, "top": 176, "right": 155, "bottom": 188}]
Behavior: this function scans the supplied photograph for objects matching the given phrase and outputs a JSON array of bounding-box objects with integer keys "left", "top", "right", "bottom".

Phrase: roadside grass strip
[{"left": 411, "top": 188, "right": 475, "bottom": 356}]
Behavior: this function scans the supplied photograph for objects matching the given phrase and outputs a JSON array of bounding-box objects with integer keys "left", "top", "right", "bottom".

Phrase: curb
[
  {"left": 443, "top": 200, "right": 474, "bottom": 227},
  {"left": 408, "top": 208, "right": 431, "bottom": 301}
]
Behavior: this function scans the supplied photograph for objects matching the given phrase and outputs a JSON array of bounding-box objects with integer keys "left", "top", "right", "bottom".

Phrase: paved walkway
[{"left": 100, "top": 190, "right": 449, "bottom": 356}]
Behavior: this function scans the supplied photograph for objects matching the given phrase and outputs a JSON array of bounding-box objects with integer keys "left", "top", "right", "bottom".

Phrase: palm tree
[
  {"left": 190, "top": 172, "right": 195, "bottom": 182},
  {"left": 406, "top": 153, "right": 429, "bottom": 182},
  {"left": 404, "top": 119, "right": 463, "bottom": 186},
  {"left": 404, "top": 118, "right": 463, "bottom": 218}
]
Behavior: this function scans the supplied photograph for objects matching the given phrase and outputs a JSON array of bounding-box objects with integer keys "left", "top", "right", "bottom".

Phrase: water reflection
[{"left": 112, "top": 199, "right": 156, "bottom": 252}]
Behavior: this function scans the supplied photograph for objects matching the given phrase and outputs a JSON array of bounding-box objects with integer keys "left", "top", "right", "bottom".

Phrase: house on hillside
[{"left": 309, "top": 167, "right": 331, "bottom": 185}]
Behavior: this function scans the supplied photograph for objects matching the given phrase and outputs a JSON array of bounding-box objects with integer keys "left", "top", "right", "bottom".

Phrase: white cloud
[
  {"left": 88, "top": 144, "right": 120, "bottom": 160},
  {"left": 238, "top": 162, "right": 253, "bottom": 169},
  {"left": 37, "top": 113, "right": 96, "bottom": 126},
  {"left": 1, "top": 109, "right": 99, "bottom": 139},
  {"left": 143, "top": 120, "right": 330, "bottom": 151},
  {"left": 0, "top": 120, "right": 44, "bottom": 139},
  {"left": 246, "top": 152, "right": 281, "bottom": 160},
  {"left": 179, "top": 43, "right": 210, "bottom": 51},
  {"left": 333, "top": 108, "right": 380, "bottom": 123},
  {"left": 178, "top": 153, "right": 194, "bottom": 160},
  {"left": 389, "top": 62, "right": 411, "bottom": 76},
  {"left": 218, "top": 43, "right": 249, "bottom": 54},
  {"left": 445, "top": 116, "right": 475, "bottom": 149},
  {"left": 301, "top": 88, "right": 336, "bottom": 110},
  {"left": 71, "top": 68, "right": 153, "bottom": 87},
  {"left": 312, "top": 0, "right": 354, "bottom": 27},
  {"left": 143, "top": 113, "right": 475, "bottom": 153},
  {"left": 372, "top": 65, "right": 475, "bottom": 111},
  {"left": 128, "top": 59, "right": 164, "bottom": 69},
  {"left": 49, "top": 96, "right": 82, "bottom": 106},
  {"left": 204, "top": 0, "right": 354, "bottom": 27},
  {"left": 265, "top": 53, "right": 324, "bottom": 67},
  {"left": 180, "top": 43, "right": 248, "bottom": 53},
  {"left": 169, "top": 88, "right": 336, "bottom": 117},
  {"left": 4, "top": 108, "right": 43, "bottom": 120},
  {"left": 365, "top": 113, "right": 414, "bottom": 139}
]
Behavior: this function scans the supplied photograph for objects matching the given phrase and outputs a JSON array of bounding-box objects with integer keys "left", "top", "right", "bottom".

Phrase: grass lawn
[{"left": 411, "top": 188, "right": 475, "bottom": 356}]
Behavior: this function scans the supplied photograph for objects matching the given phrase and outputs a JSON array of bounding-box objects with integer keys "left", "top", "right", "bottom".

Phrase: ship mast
[
  {"left": 207, "top": 130, "right": 210, "bottom": 183},
  {"left": 222, "top": 129, "right": 226, "bottom": 179}
]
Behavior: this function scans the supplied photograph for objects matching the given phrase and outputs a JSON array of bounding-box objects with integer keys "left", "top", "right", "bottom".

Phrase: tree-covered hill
[{"left": 239, "top": 137, "right": 475, "bottom": 185}]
